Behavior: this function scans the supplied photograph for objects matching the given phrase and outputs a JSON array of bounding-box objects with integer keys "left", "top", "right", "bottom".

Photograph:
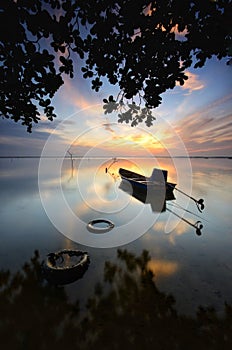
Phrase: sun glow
[{"left": 63, "top": 120, "right": 174, "bottom": 157}]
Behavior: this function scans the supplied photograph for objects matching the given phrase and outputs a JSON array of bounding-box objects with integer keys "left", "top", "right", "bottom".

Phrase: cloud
[
  {"left": 0, "top": 135, "right": 46, "bottom": 156},
  {"left": 102, "top": 121, "right": 116, "bottom": 134},
  {"left": 177, "top": 71, "right": 205, "bottom": 94},
  {"left": 0, "top": 116, "right": 75, "bottom": 156},
  {"left": 58, "top": 75, "right": 102, "bottom": 113},
  {"left": 173, "top": 95, "right": 232, "bottom": 155}
]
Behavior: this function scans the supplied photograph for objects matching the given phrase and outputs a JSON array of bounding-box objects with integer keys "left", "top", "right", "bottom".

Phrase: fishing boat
[
  {"left": 118, "top": 167, "right": 176, "bottom": 195},
  {"left": 118, "top": 167, "right": 204, "bottom": 235}
]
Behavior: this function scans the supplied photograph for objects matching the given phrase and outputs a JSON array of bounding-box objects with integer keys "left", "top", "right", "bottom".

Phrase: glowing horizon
[{"left": 0, "top": 57, "right": 231, "bottom": 157}]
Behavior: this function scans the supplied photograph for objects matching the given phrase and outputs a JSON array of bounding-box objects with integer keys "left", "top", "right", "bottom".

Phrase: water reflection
[
  {"left": 119, "top": 177, "right": 174, "bottom": 210},
  {"left": 0, "top": 250, "right": 231, "bottom": 349},
  {"left": 0, "top": 157, "right": 232, "bottom": 315},
  {"left": 119, "top": 175, "right": 203, "bottom": 236}
]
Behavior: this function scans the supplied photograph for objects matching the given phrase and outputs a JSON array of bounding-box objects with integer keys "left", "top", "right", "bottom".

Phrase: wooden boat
[
  {"left": 118, "top": 168, "right": 176, "bottom": 195},
  {"left": 118, "top": 168, "right": 204, "bottom": 235},
  {"left": 118, "top": 167, "right": 176, "bottom": 212}
]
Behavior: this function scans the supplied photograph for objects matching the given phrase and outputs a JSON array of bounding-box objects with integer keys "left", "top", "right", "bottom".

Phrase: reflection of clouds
[
  {"left": 152, "top": 221, "right": 166, "bottom": 232},
  {"left": 190, "top": 159, "right": 232, "bottom": 228},
  {"left": 40, "top": 173, "right": 72, "bottom": 188},
  {"left": 74, "top": 163, "right": 128, "bottom": 213},
  {"left": 152, "top": 215, "right": 189, "bottom": 243},
  {"left": 76, "top": 188, "right": 125, "bottom": 213},
  {"left": 73, "top": 195, "right": 122, "bottom": 217},
  {"left": 148, "top": 259, "right": 179, "bottom": 278},
  {"left": 37, "top": 156, "right": 230, "bottom": 247},
  {"left": 167, "top": 221, "right": 188, "bottom": 245},
  {"left": 86, "top": 182, "right": 115, "bottom": 199},
  {"left": 74, "top": 201, "right": 90, "bottom": 217},
  {"left": 0, "top": 161, "right": 41, "bottom": 206}
]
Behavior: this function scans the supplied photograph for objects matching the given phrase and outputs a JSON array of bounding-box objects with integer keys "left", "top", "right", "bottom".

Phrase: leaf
[
  {"left": 59, "top": 46, "right": 66, "bottom": 53},
  {"left": 59, "top": 56, "right": 67, "bottom": 64}
]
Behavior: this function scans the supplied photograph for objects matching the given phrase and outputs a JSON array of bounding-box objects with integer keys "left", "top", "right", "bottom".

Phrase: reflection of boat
[
  {"left": 119, "top": 179, "right": 175, "bottom": 212},
  {"left": 119, "top": 168, "right": 176, "bottom": 194},
  {"left": 118, "top": 167, "right": 204, "bottom": 236},
  {"left": 42, "top": 249, "right": 90, "bottom": 285}
]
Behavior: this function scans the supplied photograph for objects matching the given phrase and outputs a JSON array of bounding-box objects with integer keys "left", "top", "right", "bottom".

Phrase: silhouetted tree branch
[{"left": 0, "top": 0, "right": 231, "bottom": 131}]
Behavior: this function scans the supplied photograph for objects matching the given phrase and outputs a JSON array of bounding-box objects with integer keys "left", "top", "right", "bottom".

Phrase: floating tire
[
  {"left": 41, "top": 249, "right": 90, "bottom": 285},
  {"left": 87, "top": 219, "right": 115, "bottom": 233}
]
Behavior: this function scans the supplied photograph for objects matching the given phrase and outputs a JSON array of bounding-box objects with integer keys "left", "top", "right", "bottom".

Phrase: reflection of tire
[
  {"left": 41, "top": 249, "right": 90, "bottom": 285},
  {"left": 87, "top": 219, "right": 115, "bottom": 233}
]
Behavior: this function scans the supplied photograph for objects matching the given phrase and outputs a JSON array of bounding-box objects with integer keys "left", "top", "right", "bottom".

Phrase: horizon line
[{"left": 0, "top": 155, "right": 231, "bottom": 159}]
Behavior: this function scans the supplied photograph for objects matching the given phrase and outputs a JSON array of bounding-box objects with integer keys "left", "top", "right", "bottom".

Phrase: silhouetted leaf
[{"left": 0, "top": 0, "right": 231, "bottom": 131}]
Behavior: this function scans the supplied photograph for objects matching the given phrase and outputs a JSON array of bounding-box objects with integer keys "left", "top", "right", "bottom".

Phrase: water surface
[{"left": 0, "top": 157, "right": 231, "bottom": 317}]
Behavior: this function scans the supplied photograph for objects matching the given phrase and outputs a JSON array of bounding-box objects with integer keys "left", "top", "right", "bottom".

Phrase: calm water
[{"left": 0, "top": 157, "right": 232, "bottom": 347}]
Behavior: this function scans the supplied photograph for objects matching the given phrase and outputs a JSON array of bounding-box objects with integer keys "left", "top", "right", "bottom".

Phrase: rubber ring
[{"left": 87, "top": 219, "right": 115, "bottom": 233}]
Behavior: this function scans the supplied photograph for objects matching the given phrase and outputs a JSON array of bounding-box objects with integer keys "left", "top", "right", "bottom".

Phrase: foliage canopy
[{"left": 0, "top": 0, "right": 231, "bottom": 131}]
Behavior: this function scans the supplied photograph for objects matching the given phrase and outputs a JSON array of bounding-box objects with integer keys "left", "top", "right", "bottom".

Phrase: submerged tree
[{"left": 0, "top": 0, "right": 231, "bottom": 131}]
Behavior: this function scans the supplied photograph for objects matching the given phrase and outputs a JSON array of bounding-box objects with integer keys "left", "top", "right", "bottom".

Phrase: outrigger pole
[
  {"left": 167, "top": 207, "right": 203, "bottom": 236},
  {"left": 167, "top": 184, "right": 205, "bottom": 213},
  {"left": 67, "top": 149, "right": 74, "bottom": 179},
  {"left": 105, "top": 157, "right": 118, "bottom": 173}
]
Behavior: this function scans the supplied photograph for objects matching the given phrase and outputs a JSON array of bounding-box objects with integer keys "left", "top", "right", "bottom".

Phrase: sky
[{"left": 1, "top": 56, "right": 232, "bottom": 157}]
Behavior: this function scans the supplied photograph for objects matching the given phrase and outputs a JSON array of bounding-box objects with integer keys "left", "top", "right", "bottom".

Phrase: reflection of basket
[{"left": 41, "top": 249, "right": 90, "bottom": 285}]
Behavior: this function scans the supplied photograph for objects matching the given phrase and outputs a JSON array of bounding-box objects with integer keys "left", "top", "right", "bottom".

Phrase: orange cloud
[
  {"left": 148, "top": 259, "right": 179, "bottom": 278},
  {"left": 107, "top": 131, "right": 167, "bottom": 155},
  {"left": 59, "top": 76, "right": 101, "bottom": 112},
  {"left": 64, "top": 118, "right": 190, "bottom": 157},
  {"left": 177, "top": 71, "right": 205, "bottom": 93},
  {"left": 174, "top": 95, "right": 232, "bottom": 155}
]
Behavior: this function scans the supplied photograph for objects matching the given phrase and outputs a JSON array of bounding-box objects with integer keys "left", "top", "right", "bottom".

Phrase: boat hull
[{"left": 118, "top": 168, "right": 176, "bottom": 198}]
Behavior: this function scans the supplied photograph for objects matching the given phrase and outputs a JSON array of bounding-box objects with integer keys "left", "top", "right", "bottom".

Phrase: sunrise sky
[{"left": 1, "top": 56, "right": 232, "bottom": 157}]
